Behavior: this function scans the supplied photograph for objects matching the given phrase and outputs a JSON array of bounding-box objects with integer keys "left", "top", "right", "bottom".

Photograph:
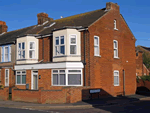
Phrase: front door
[
  {"left": 5, "top": 69, "right": 9, "bottom": 87},
  {"left": 32, "top": 71, "right": 38, "bottom": 90}
]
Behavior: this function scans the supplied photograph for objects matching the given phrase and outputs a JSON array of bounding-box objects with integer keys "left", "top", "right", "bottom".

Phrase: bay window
[
  {"left": 29, "top": 42, "right": 35, "bottom": 59},
  {"left": 52, "top": 69, "right": 82, "bottom": 86},
  {"left": 55, "top": 36, "right": 65, "bottom": 56},
  {"left": 16, "top": 71, "right": 26, "bottom": 85}
]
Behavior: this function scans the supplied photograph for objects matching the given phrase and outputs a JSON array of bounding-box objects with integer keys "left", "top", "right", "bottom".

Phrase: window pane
[
  {"left": 53, "top": 70, "right": 58, "bottom": 73},
  {"left": 114, "top": 49, "right": 118, "bottom": 57},
  {"left": 22, "top": 75, "right": 26, "bottom": 84},
  {"left": 70, "top": 45, "right": 76, "bottom": 54},
  {"left": 60, "top": 74, "right": 65, "bottom": 85},
  {"left": 94, "top": 46, "right": 99, "bottom": 55},
  {"left": 60, "top": 70, "right": 65, "bottom": 73},
  {"left": 22, "top": 50, "right": 25, "bottom": 58},
  {"left": 22, "top": 71, "right": 26, "bottom": 74},
  {"left": 53, "top": 74, "right": 58, "bottom": 85},
  {"left": 114, "top": 41, "right": 117, "bottom": 48},
  {"left": 5, "top": 47, "right": 8, "bottom": 54},
  {"left": 60, "top": 46, "right": 65, "bottom": 54},
  {"left": 94, "top": 37, "right": 98, "bottom": 45},
  {"left": 70, "top": 36, "right": 76, "bottom": 44},
  {"left": 22, "top": 42, "right": 25, "bottom": 49},
  {"left": 55, "top": 46, "right": 59, "bottom": 55},
  {"left": 5, "top": 70, "right": 8, "bottom": 77},
  {"left": 68, "top": 70, "right": 81, "bottom": 72},
  {"left": 114, "top": 76, "right": 119, "bottom": 85},
  {"left": 18, "top": 51, "right": 21, "bottom": 59},
  {"left": 29, "top": 50, "right": 35, "bottom": 58},
  {"left": 68, "top": 74, "right": 81, "bottom": 85},
  {"left": 30, "top": 42, "right": 35, "bottom": 49},
  {"left": 114, "top": 72, "right": 119, "bottom": 76},
  {"left": 61, "top": 36, "right": 64, "bottom": 44},
  {"left": 56, "top": 37, "right": 59, "bottom": 45},
  {"left": 5, "top": 54, "right": 8, "bottom": 62},
  {"left": 18, "top": 43, "right": 21, "bottom": 50},
  {"left": 17, "top": 75, "right": 21, "bottom": 84}
]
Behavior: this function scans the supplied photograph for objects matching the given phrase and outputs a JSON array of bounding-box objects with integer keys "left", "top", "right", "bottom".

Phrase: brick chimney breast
[
  {"left": 106, "top": 2, "right": 120, "bottom": 12},
  {"left": 37, "top": 12, "right": 53, "bottom": 25},
  {"left": 0, "top": 20, "right": 8, "bottom": 34}
]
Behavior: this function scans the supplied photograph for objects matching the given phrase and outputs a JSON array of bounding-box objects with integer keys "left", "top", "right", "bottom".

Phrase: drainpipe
[
  {"left": 123, "top": 69, "right": 125, "bottom": 96},
  {"left": 83, "top": 30, "right": 86, "bottom": 86}
]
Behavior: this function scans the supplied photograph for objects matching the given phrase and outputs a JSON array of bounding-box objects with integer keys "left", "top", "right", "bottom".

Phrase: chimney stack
[
  {"left": 0, "top": 21, "right": 8, "bottom": 34},
  {"left": 106, "top": 2, "right": 120, "bottom": 12},
  {"left": 37, "top": 12, "right": 53, "bottom": 25}
]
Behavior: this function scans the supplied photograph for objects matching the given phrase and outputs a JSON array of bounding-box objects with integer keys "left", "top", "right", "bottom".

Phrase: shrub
[
  {"left": 140, "top": 75, "right": 150, "bottom": 82},
  {"left": 136, "top": 76, "right": 140, "bottom": 83}
]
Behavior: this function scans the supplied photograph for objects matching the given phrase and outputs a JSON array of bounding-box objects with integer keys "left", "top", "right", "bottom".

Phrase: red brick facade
[{"left": 0, "top": 2, "right": 137, "bottom": 103}]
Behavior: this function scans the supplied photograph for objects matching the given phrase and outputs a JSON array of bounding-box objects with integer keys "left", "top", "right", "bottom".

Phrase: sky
[{"left": 0, "top": 0, "right": 150, "bottom": 47}]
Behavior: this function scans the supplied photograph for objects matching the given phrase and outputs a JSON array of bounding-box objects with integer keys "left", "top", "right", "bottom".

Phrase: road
[{"left": 0, "top": 100, "right": 150, "bottom": 113}]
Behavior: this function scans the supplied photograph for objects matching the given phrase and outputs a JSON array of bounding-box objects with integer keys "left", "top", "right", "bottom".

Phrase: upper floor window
[
  {"left": 1, "top": 45, "right": 11, "bottom": 62},
  {"left": 29, "top": 42, "right": 35, "bottom": 59},
  {"left": 18, "top": 42, "right": 25, "bottom": 59},
  {"left": 94, "top": 36, "right": 100, "bottom": 56},
  {"left": 55, "top": 36, "right": 65, "bottom": 56},
  {"left": 114, "top": 20, "right": 118, "bottom": 30},
  {"left": 113, "top": 40, "right": 118, "bottom": 58},
  {"left": 114, "top": 70, "right": 119, "bottom": 86},
  {"left": 70, "top": 35, "right": 77, "bottom": 55}
]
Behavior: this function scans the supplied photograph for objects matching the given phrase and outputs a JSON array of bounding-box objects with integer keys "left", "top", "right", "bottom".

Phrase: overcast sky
[{"left": 0, "top": 0, "right": 149, "bottom": 47}]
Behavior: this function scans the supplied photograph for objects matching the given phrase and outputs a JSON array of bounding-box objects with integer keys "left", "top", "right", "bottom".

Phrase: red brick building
[
  {"left": 136, "top": 46, "right": 150, "bottom": 76},
  {"left": 0, "top": 2, "right": 137, "bottom": 103}
]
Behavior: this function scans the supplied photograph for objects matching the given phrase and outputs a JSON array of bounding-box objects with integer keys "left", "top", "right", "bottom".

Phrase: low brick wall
[
  {"left": 0, "top": 87, "right": 9, "bottom": 100},
  {"left": 12, "top": 87, "right": 113, "bottom": 104},
  {"left": 137, "top": 79, "right": 150, "bottom": 90}
]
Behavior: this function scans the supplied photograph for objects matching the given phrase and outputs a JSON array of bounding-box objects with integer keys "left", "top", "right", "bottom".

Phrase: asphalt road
[{"left": 1, "top": 100, "right": 150, "bottom": 113}]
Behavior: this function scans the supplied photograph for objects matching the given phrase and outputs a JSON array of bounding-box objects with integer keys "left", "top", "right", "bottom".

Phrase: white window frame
[
  {"left": 16, "top": 70, "right": 26, "bottom": 85},
  {"left": 1, "top": 47, "right": 2, "bottom": 62},
  {"left": 113, "top": 40, "right": 119, "bottom": 58},
  {"left": 18, "top": 42, "right": 25, "bottom": 59},
  {"left": 4, "top": 46, "right": 9, "bottom": 62},
  {"left": 52, "top": 69, "right": 82, "bottom": 86},
  {"left": 55, "top": 36, "right": 65, "bottom": 56},
  {"left": 69, "top": 34, "right": 77, "bottom": 55},
  {"left": 114, "top": 19, "right": 118, "bottom": 30},
  {"left": 114, "top": 70, "right": 119, "bottom": 86},
  {"left": 94, "top": 36, "right": 100, "bottom": 56},
  {"left": 29, "top": 41, "right": 36, "bottom": 59},
  {"left": 5, "top": 69, "right": 9, "bottom": 86},
  {"left": 9, "top": 46, "right": 11, "bottom": 61}
]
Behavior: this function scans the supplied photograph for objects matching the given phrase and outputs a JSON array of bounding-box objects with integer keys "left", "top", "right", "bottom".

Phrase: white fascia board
[{"left": 14, "top": 62, "right": 84, "bottom": 70}]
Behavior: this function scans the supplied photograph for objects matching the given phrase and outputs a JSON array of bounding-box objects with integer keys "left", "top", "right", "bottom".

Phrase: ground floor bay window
[{"left": 52, "top": 69, "right": 82, "bottom": 86}]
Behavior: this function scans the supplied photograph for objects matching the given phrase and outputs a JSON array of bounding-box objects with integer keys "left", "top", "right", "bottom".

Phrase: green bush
[
  {"left": 140, "top": 75, "right": 150, "bottom": 82},
  {"left": 136, "top": 76, "right": 140, "bottom": 83}
]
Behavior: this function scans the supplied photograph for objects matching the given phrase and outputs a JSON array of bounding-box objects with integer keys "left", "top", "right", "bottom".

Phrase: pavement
[{"left": 0, "top": 94, "right": 149, "bottom": 111}]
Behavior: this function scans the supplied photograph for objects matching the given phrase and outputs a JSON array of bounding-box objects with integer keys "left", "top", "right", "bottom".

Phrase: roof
[
  {"left": 0, "top": 8, "right": 107, "bottom": 45},
  {"left": 140, "top": 46, "right": 150, "bottom": 51}
]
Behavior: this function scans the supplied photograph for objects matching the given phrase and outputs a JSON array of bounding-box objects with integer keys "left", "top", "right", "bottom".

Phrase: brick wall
[
  {"left": 86, "top": 3, "right": 136, "bottom": 96},
  {"left": 136, "top": 52, "right": 143, "bottom": 76},
  {"left": 0, "top": 87, "right": 9, "bottom": 100}
]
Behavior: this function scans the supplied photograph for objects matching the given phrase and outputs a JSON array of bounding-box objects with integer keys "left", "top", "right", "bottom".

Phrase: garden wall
[
  {"left": 137, "top": 79, "right": 150, "bottom": 90},
  {"left": 0, "top": 87, "right": 9, "bottom": 100}
]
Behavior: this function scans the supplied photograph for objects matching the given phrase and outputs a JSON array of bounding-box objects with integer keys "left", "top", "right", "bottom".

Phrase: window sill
[
  {"left": 114, "top": 28, "right": 118, "bottom": 31},
  {"left": 15, "top": 84, "right": 26, "bottom": 85},
  {"left": 114, "top": 85, "right": 119, "bottom": 86},
  {"left": 52, "top": 85, "right": 83, "bottom": 86},
  {"left": 94, "top": 55, "right": 101, "bottom": 57},
  {"left": 114, "top": 57, "right": 119, "bottom": 59}
]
